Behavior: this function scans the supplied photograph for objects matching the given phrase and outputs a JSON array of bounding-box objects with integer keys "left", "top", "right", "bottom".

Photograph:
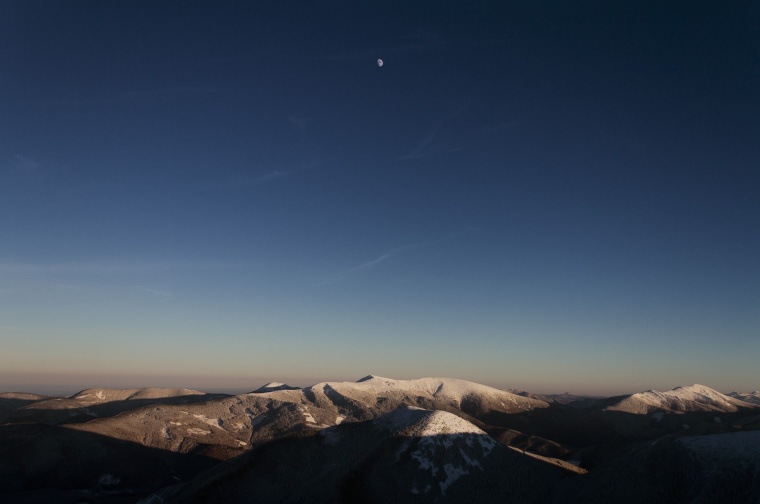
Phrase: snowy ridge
[
  {"left": 15, "top": 388, "right": 211, "bottom": 413},
  {"left": 71, "top": 388, "right": 206, "bottom": 403},
  {"left": 0, "top": 392, "right": 49, "bottom": 401},
  {"left": 306, "top": 375, "right": 549, "bottom": 412},
  {"left": 68, "top": 375, "right": 544, "bottom": 456},
  {"left": 606, "top": 384, "right": 758, "bottom": 414},
  {"left": 251, "top": 382, "right": 300, "bottom": 393}
]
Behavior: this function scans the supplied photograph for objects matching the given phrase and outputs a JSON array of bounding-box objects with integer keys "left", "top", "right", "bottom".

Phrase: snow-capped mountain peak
[{"left": 375, "top": 406, "right": 487, "bottom": 437}]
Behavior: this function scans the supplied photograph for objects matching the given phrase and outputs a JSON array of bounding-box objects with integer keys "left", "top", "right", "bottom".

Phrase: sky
[{"left": 1, "top": 1, "right": 758, "bottom": 396}]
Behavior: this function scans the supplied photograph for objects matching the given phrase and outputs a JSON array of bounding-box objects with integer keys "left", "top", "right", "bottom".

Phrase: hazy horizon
[
  {"left": 1, "top": 2, "right": 758, "bottom": 396},
  {"left": 1, "top": 370, "right": 755, "bottom": 399}
]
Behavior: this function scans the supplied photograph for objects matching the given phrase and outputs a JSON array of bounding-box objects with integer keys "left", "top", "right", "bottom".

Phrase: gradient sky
[{"left": 1, "top": 1, "right": 758, "bottom": 396}]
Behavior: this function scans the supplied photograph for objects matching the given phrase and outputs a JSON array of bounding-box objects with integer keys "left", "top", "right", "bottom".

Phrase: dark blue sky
[{"left": 1, "top": 1, "right": 758, "bottom": 394}]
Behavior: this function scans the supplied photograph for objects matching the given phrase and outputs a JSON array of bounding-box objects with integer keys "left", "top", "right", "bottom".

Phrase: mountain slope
[{"left": 4, "top": 388, "right": 222, "bottom": 426}]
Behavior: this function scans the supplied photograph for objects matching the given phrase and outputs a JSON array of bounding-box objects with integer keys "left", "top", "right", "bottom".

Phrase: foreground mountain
[
  {"left": 153, "top": 406, "right": 578, "bottom": 504},
  {"left": 1, "top": 377, "right": 758, "bottom": 503}
]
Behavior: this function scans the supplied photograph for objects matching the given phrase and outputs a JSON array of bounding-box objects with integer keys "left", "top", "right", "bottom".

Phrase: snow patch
[
  {"left": 192, "top": 414, "right": 223, "bottom": 429},
  {"left": 411, "top": 449, "right": 437, "bottom": 476},
  {"left": 245, "top": 408, "right": 265, "bottom": 426},
  {"left": 299, "top": 406, "right": 316, "bottom": 424},
  {"left": 458, "top": 448, "right": 483, "bottom": 469},
  {"left": 439, "top": 464, "right": 468, "bottom": 495},
  {"left": 98, "top": 473, "right": 120, "bottom": 486}
]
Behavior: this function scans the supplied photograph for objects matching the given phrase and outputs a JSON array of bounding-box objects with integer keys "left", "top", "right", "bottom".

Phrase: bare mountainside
[
  {"left": 0, "top": 387, "right": 225, "bottom": 426},
  {"left": 1, "top": 377, "right": 759, "bottom": 503}
]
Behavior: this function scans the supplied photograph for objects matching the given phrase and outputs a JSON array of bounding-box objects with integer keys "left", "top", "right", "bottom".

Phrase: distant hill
[
  {"left": 604, "top": 384, "right": 757, "bottom": 414},
  {"left": 250, "top": 382, "right": 300, "bottom": 393},
  {"left": 729, "top": 390, "right": 760, "bottom": 405}
]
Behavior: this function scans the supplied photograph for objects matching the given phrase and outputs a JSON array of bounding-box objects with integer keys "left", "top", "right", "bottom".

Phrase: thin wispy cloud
[
  {"left": 12, "top": 154, "right": 41, "bottom": 172},
  {"left": 288, "top": 116, "right": 308, "bottom": 133},
  {"left": 400, "top": 107, "right": 467, "bottom": 161},
  {"left": 43, "top": 86, "right": 239, "bottom": 108},
  {"left": 348, "top": 243, "right": 422, "bottom": 273},
  {"left": 124, "top": 86, "right": 236, "bottom": 100},
  {"left": 0, "top": 260, "right": 237, "bottom": 275},
  {"left": 318, "top": 29, "right": 444, "bottom": 63},
  {"left": 3, "top": 154, "right": 49, "bottom": 179},
  {"left": 136, "top": 286, "right": 173, "bottom": 299},
  {"left": 348, "top": 252, "right": 395, "bottom": 273},
  {"left": 255, "top": 167, "right": 305, "bottom": 184},
  {"left": 400, "top": 123, "right": 443, "bottom": 160},
  {"left": 316, "top": 243, "right": 423, "bottom": 287},
  {"left": 223, "top": 161, "right": 321, "bottom": 188}
]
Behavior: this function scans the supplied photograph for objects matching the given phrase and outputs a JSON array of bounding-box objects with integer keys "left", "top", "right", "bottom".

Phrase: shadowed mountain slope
[
  {"left": 562, "top": 431, "right": 760, "bottom": 504},
  {"left": 154, "top": 406, "right": 579, "bottom": 504}
]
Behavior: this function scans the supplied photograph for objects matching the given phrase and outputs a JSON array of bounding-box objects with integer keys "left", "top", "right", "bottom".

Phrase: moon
[{"left": 377, "top": 59, "right": 383, "bottom": 67}]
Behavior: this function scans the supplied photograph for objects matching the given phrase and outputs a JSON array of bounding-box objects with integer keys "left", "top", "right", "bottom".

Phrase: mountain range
[{"left": 1, "top": 376, "right": 758, "bottom": 503}]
